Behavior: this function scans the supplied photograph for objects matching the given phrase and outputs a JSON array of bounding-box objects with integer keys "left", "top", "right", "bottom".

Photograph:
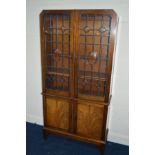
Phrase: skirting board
[
  {"left": 26, "top": 114, "right": 128, "bottom": 146},
  {"left": 26, "top": 114, "right": 43, "bottom": 125},
  {"left": 107, "top": 132, "right": 129, "bottom": 145}
]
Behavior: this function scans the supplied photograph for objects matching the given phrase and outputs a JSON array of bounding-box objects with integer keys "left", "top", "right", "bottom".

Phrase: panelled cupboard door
[
  {"left": 45, "top": 96, "right": 71, "bottom": 131},
  {"left": 74, "top": 10, "right": 117, "bottom": 102},
  {"left": 76, "top": 101, "right": 104, "bottom": 140},
  {"left": 40, "top": 10, "right": 74, "bottom": 97}
]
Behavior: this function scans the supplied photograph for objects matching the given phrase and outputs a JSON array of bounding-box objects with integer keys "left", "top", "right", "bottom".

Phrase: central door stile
[
  {"left": 74, "top": 10, "right": 80, "bottom": 99},
  {"left": 69, "top": 10, "right": 75, "bottom": 98},
  {"left": 72, "top": 98, "right": 78, "bottom": 133},
  {"left": 68, "top": 99, "right": 73, "bottom": 133},
  {"left": 71, "top": 10, "right": 80, "bottom": 134},
  {"left": 68, "top": 10, "right": 75, "bottom": 133}
]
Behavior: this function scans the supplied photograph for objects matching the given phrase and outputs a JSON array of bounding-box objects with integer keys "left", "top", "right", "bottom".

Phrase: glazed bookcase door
[
  {"left": 41, "top": 11, "right": 74, "bottom": 97},
  {"left": 75, "top": 10, "right": 117, "bottom": 101}
]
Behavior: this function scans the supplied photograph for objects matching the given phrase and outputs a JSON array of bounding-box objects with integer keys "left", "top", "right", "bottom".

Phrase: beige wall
[{"left": 26, "top": 0, "right": 129, "bottom": 145}]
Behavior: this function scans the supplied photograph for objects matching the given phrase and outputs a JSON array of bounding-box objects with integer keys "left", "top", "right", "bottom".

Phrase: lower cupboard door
[
  {"left": 76, "top": 101, "right": 104, "bottom": 140},
  {"left": 45, "top": 97, "right": 70, "bottom": 131}
]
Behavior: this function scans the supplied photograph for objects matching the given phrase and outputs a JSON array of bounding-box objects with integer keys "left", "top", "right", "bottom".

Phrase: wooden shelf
[
  {"left": 80, "top": 34, "right": 110, "bottom": 37},
  {"left": 80, "top": 75, "right": 107, "bottom": 81},
  {"left": 44, "top": 31, "right": 70, "bottom": 35},
  {"left": 47, "top": 71, "right": 69, "bottom": 77}
]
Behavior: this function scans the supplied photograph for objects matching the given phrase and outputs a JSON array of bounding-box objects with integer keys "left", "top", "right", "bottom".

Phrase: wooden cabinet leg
[
  {"left": 43, "top": 129, "right": 49, "bottom": 140},
  {"left": 97, "top": 144, "right": 105, "bottom": 155}
]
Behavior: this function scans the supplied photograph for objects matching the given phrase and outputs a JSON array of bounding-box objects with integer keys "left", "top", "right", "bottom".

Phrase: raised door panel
[
  {"left": 76, "top": 101, "right": 104, "bottom": 140},
  {"left": 45, "top": 97, "right": 70, "bottom": 131}
]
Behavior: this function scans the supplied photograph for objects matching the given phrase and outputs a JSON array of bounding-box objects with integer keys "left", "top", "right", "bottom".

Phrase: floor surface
[{"left": 26, "top": 122, "right": 129, "bottom": 155}]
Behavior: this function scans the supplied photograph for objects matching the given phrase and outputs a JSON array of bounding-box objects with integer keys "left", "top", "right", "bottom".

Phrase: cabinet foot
[
  {"left": 97, "top": 144, "right": 105, "bottom": 155},
  {"left": 43, "top": 129, "right": 49, "bottom": 140}
]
